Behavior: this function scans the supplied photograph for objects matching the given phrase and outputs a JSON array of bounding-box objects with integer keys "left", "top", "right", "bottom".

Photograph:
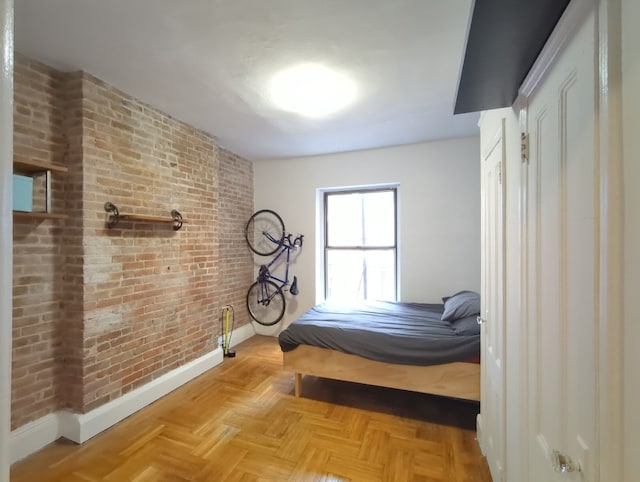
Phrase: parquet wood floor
[{"left": 10, "top": 335, "right": 492, "bottom": 482}]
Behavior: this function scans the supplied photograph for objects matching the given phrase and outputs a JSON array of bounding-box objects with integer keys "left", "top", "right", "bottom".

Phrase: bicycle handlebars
[{"left": 284, "top": 233, "right": 304, "bottom": 248}]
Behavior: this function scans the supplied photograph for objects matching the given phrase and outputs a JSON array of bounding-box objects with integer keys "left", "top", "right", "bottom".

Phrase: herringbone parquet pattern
[{"left": 10, "top": 336, "right": 491, "bottom": 482}]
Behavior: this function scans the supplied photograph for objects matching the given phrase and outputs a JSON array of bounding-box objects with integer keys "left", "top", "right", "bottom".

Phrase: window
[{"left": 324, "top": 188, "right": 397, "bottom": 301}]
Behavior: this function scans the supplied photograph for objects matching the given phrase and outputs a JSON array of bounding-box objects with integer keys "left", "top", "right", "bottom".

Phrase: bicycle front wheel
[
  {"left": 246, "top": 280, "right": 286, "bottom": 326},
  {"left": 245, "top": 209, "right": 285, "bottom": 256}
]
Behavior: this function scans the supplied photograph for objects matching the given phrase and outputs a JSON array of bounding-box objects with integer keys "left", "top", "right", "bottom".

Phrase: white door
[
  {"left": 479, "top": 120, "right": 506, "bottom": 482},
  {"left": 524, "top": 7, "right": 597, "bottom": 482}
]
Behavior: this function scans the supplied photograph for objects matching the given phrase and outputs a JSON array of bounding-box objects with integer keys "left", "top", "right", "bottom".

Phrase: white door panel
[
  {"left": 525, "top": 8, "right": 597, "bottom": 482},
  {"left": 480, "top": 120, "right": 506, "bottom": 482}
]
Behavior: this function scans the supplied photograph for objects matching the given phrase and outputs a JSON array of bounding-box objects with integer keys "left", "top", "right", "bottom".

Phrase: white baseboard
[
  {"left": 251, "top": 322, "right": 282, "bottom": 337},
  {"left": 10, "top": 346, "right": 226, "bottom": 464},
  {"left": 218, "top": 321, "right": 256, "bottom": 353},
  {"left": 61, "top": 347, "right": 225, "bottom": 444},
  {"left": 476, "top": 413, "right": 486, "bottom": 456},
  {"left": 9, "top": 413, "right": 61, "bottom": 465}
]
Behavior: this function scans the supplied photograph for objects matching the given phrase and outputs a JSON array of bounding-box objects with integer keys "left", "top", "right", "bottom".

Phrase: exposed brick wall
[
  {"left": 59, "top": 71, "right": 87, "bottom": 413},
  {"left": 78, "top": 73, "right": 224, "bottom": 412},
  {"left": 11, "top": 56, "right": 254, "bottom": 428},
  {"left": 12, "top": 55, "right": 66, "bottom": 429},
  {"left": 217, "top": 148, "right": 254, "bottom": 334}
]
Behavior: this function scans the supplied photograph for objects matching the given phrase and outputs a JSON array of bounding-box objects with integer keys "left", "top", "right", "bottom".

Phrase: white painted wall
[
  {"left": 253, "top": 137, "right": 480, "bottom": 332},
  {"left": 478, "top": 108, "right": 523, "bottom": 482},
  {"left": 0, "top": 0, "right": 13, "bottom": 480},
  {"left": 622, "top": 0, "right": 640, "bottom": 479}
]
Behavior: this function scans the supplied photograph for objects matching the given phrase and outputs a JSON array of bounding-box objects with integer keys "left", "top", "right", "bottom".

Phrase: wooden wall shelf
[
  {"left": 14, "top": 159, "right": 69, "bottom": 175},
  {"left": 14, "top": 211, "right": 68, "bottom": 221},
  {"left": 104, "top": 202, "right": 187, "bottom": 230},
  {"left": 13, "top": 159, "right": 68, "bottom": 218}
]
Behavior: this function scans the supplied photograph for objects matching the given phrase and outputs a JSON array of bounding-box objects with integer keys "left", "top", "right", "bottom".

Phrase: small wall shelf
[
  {"left": 13, "top": 159, "right": 69, "bottom": 175},
  {"left": 14, "top": 211, "right": 68, "bottom": 221},
  {"left": 104, "top": 202, "right": 187, "bottom": 230},
  {"left": 13, "top": 159, "right": 68, "bottom": 220}
]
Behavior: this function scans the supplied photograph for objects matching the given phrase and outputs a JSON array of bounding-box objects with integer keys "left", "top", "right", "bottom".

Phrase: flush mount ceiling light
[{"left": 268, "top": 63, "right": 357, "bottom": 118}]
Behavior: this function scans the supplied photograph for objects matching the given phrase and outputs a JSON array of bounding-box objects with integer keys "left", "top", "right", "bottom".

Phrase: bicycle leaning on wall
[{"left": 245, "top": 209, "right": 303, "bottom": 326}]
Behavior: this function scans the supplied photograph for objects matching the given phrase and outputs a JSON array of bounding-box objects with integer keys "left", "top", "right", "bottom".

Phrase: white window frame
[{"left": 316, "top": 183, "right": 399, "bottom": 303}]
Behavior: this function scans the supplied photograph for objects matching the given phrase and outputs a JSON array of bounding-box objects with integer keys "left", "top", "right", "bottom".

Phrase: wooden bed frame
[{"left": 283, "top": 344, "right": 480, "bottom": 401}]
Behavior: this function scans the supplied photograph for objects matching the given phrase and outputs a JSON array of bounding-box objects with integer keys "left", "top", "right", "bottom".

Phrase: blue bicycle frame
[
  {"left": 246, "top": 209, "right": 303, "bottom": 326},
  {"left": 256, "top": 232, "right": 302, "bottom": 300}
]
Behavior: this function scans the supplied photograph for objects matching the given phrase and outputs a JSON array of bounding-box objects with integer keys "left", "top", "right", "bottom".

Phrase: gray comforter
[{"left": 278, "top": 300, "right": 480, "bottom": 366}]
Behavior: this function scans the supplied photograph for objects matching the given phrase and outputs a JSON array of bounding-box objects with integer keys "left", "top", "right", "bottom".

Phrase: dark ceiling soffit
[{"left": 454, "top": 0, "right": 571, "bottom": 114}]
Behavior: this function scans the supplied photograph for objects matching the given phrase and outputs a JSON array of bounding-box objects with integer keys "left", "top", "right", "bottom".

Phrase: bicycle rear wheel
[
  {"left": 246, "top": 280, "right": 286, "bottom": 326},
  {"left": 245, "top": 209, "right": 285, "bottom": 256}
]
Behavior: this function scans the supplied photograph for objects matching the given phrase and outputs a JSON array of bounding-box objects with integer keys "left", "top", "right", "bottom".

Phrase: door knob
[{"left": 551, "top": 449, "right": 580, "bottom": 473}]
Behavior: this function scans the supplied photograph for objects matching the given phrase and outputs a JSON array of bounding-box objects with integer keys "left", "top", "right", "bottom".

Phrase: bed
[{"left": 278, "top": 291, "right": 482, "bottom": 401}]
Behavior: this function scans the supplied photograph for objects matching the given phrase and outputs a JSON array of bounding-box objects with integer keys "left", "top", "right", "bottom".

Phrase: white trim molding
[
  {"left": 9, "top": 414, "right": 61, "bottom": 465},
  {"left": 10, "top": 346, "right": 227, "bottom": 463},
  {"left": 596, "top": 0, "right": 624, "bottom": 480},
  {"left": 0, "top": 0, "right": 13, "bottom": 480},
  {"left": 518, "top": 0, "right": 594, "bottom": 100},
  {"left": 476, "top": 412, "right": 485, "bottom": 455}
]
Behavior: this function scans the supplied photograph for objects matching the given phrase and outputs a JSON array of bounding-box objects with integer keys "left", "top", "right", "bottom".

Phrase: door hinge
[
  {"left": 521, "top": 132, "right": 529, "bottom": 163},
  {"left": 498, "top": 161, "right": 502, "bottom": 184}
]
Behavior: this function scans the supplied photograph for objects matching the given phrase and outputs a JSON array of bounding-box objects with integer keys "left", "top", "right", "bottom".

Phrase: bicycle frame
[
  {"left": 245, "top": 209, "right": 303, "bottom": 325},
  {"left": 257, "top": 232, "right": 302, "bottom": 292}
]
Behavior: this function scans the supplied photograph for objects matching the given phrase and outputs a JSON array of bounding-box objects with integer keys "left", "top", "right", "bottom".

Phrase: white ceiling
[{"left": 15, "top": 0, "right": 479, "bottom": 161}]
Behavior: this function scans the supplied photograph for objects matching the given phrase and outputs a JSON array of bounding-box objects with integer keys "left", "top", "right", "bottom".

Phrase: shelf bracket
[
  {"left": 171, "top": 209, "right": 184, "bottom": 231},
  {"left": 104, "top": 201, "right": 120, "bottom": 228}
]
